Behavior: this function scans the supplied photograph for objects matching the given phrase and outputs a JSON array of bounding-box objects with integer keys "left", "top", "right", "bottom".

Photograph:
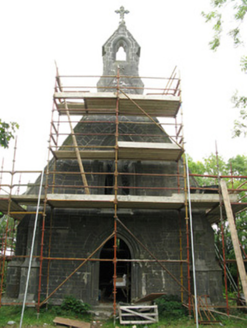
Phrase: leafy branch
[
  {"left": 202, "top": 1, "right": 247, "bottom": 137},
  {"left": 0, "top": 120, "right": 19, "bottom": 149},
  {"left": 232, "top": 93, "right": 247, "bottom": 137},
  {"left": 202, "top": 0, "right": 247, "bottom": 50}
]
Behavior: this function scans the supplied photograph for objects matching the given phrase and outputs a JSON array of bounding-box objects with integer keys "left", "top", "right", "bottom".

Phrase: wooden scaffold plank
[{"left": 220, "top": 180, "right": 247, "bottom": 303}]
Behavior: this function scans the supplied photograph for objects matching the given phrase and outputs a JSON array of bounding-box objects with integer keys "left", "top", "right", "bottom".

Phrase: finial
[{"left": 115, "top": 6, "right": 129, "bottom": 24}]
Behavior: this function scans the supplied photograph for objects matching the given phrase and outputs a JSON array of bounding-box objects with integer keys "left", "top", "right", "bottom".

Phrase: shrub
[
  {"left": 155, "top": 294, "right": 187, "bottom": 318},
  {"left": 60, "top": 295, "right": 90, "bottom": 315}
]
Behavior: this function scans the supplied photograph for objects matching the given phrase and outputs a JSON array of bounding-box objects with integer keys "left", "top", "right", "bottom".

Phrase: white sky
[{"left": 0, "top": 0, "right": 246, "bottom": 184}]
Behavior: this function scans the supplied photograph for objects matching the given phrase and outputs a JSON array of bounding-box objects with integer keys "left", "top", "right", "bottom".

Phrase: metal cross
[{"left": 115, "top": 6, "right": 129, "bottom": 22}]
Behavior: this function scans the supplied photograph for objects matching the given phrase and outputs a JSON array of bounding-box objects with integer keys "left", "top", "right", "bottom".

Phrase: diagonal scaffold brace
[{"left": 64, "top": 101, "right": 90, "bottom": 195}]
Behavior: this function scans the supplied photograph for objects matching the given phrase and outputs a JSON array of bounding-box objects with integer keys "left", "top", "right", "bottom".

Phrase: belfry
[{"left": 97, "top": 6, "right": 143, "bottom": 94}]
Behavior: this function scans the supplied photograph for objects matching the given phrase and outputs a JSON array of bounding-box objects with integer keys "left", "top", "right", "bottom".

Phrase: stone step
[{"left": 90, "top": 304, "right": 113, "bottom": 321}]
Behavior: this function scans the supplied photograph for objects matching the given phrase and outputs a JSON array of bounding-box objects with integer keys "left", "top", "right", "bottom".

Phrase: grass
[
  {"left": 0, "top": 306, "right": 246, "bottom": 328},
  {"left": 0, "top": 306, "right": 91, "bottom": 328},
  {"left": 0, "top": 306, "right": 54, "bottom": 327}
]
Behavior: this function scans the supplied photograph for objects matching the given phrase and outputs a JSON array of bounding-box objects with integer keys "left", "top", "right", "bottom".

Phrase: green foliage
[
  {"left": 0, "top": 306, "right": 61, "bottom": 327},
  {"left": 188, "top": 153, "right": 247, "bottom": 184},
  {"left": 201, "top": 9, "right": 222, "bottom": 50},
  {"left": 187, "top": 156, "right": 206, "bottom": 186},
  {"left": 188, "top": 153, "right": 228, "bottom": 186},
  {"left": 202, "top": 1, "right": 247, "bottom": 137},
  {"left": 228, "top": 27, "right": 241, "bottom": 46},
  {"left": 0, "top": 216, "right": 16, "bottom": 253},
  {"left": 228, "top": 154, "right": 247, "bottom": 175},
  {"left": 0, "top": 305, "right": 247, "bottom": 327},
  {"left": 209, "top": 36, "right": 221, "bottom": 50},
  {"left": 60, "top": 295, "right": 90, "bottom": 315},
  {"left": 189, "top": 153, "right": 247, "bottom": 291},
  {"left": 240, "top": 55, "right": 247, "bottom": 72},
  {"left": 0, "top": 215, "right": 17, "bottom": 293},
  {"left": 202, "top": 0, "right": 247, "bottom": 49},
  {"left": 232, "top": 92, "right": 247, "bottom": 137},
  {"left": 234, "top": 1, "right": 247, "bottom": 20},
  {"left": 0, "top": 306, "right": 21, "bottom": 327},
  {"left": 0, "top": 119, "right": 19, "bottom": 148},
  {"left": 0, "top": 299, "right": 91, "bottom": 327},
  {"left": 155, "top": 294, "right": 187, "bottom": 318}
]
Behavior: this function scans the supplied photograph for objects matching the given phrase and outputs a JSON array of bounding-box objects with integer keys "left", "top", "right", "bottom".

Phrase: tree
[
  {"left": 0, "top": 216, "right": 16, "bottom": 255},
  {"left": 189, "top": 154, "right": 247, "bottom": 290},
  {"left": 228, "top": 154, "right": 247, "bottom": 175},
  {"left": 0, "top": 119, "right": 19, "bottom": 148},
  {"left": 232, "top": 92, "right": 247, "bottom": 137},
  {"left": 202, "top": 1, "right": 247, "bottom": 137},
  {"left": 188, "top": 153, "right": 228, "bottom": 186}
]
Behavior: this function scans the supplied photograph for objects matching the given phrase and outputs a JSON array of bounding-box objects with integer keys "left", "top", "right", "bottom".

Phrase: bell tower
[{"left": 97, "top": 6, "right": 144, "bottom": 94}]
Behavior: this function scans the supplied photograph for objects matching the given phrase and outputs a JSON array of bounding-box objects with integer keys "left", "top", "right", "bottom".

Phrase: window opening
[{"left": 116, "top": 46, "right": 126, "bottom": 61}]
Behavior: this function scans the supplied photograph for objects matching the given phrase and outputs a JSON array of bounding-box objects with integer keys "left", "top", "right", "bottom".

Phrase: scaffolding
[{"left": 0, "top": 70, "right": 247, "bottom": 323}]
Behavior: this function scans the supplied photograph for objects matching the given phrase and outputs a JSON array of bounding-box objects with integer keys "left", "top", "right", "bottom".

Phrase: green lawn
[{"left": 0, "top": 306, "right": 247, "bottom": 328}]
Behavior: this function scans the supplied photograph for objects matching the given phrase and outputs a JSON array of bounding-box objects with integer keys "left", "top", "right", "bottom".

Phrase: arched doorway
[{"left": 99, "top": 237, "right": 131, "bottom": 303}]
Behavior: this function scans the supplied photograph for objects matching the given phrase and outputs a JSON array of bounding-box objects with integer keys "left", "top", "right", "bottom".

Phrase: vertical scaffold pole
[
  {"left": 19, "top": 169, "right": 44, "bottom": 328},
  {"left": 216, "top": 143, "right": 229, "bottom": 315},
  {"left": 180, "top": 102, "right": 192, "bottom": 315},
  {"left": 178, "top": 211, "right": 184, "bottom": 302},
  {"left": 113, "top": 68, "right": 120, "bottom": 323},
  {"left": 183, "top": 155, "right": 191, "bottom": 313},
  {"left": 37, "top": 70, "right": 60, "bottom": 313},
  {"left": 37, "top": 172, "right": 48, "bottom": 313},
  {"left": 185, "top": 154, "right": 199, "bottom": 328},
  {"left": 46, "top": 210, "right": 53, "bottom": 307}
]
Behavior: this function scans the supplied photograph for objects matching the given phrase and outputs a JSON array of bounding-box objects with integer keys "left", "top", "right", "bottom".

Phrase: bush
[
  {"left": 60, "top": 295, "right": 90, "bottom": 315},
  {"left": 155, "top": 294, "right": 187, "bottom": 318}
]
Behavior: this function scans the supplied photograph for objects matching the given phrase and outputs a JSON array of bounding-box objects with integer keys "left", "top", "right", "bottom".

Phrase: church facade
[{"left": 5, "top": 10, "right": 223, "bottom": 308}]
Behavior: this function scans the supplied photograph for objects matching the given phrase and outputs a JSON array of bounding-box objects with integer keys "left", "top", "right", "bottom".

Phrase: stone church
[{"left": 5, "top": 8, "right": 223, "bottom": 308}]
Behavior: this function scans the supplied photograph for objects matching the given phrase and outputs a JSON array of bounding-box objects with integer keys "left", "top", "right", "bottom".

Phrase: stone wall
[{"left": 6, "top": 208, "right": 223, "bottom": 305}]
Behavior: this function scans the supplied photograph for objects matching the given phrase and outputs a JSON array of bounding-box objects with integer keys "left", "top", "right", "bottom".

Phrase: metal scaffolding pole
[
  {"left": 216, "top": 144, "right": 229, "bottom": 315},
  {"left": 19, "top": 169, "right": 44, "bottom": 328},
  {"left": 113, "top": 68, "right": 120, "bottom": 323},
  {"left": 185, "top": 153, "right": 199, "bottom": 328}
]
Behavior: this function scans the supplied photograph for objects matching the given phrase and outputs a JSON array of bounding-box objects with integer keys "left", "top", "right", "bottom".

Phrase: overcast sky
[{"left": 0, "top": 0, "right": 246, "bottom": 184}]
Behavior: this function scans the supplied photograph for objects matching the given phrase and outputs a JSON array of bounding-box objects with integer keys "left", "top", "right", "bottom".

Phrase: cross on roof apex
[{"left": 115, "top": 6, "right": 129, "bottom": 24}]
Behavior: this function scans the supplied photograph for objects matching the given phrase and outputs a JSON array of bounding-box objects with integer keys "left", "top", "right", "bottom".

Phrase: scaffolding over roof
[{"left": 0, "top": 71, "right": 247, "bottom": 321}]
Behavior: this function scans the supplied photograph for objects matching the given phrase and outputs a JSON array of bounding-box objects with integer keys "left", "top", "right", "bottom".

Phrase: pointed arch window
[{"left": 116, "top": 46, "right": 126, "bottom": 61}]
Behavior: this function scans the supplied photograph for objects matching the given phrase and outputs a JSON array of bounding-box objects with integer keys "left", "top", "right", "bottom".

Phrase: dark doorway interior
[{"left": 99, "top": 237, "right": 131, "bottom": 303}]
